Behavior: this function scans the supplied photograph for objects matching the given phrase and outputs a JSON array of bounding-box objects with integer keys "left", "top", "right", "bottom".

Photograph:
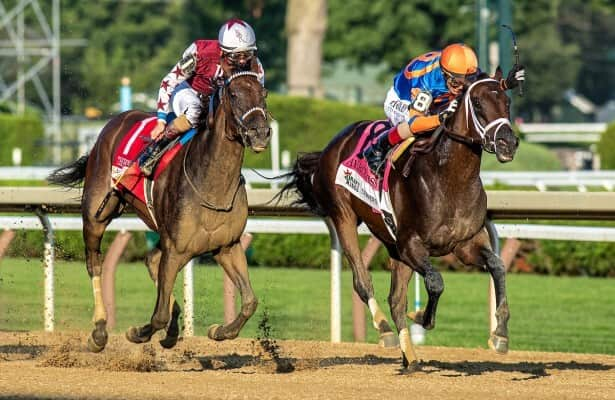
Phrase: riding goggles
[
  {"left": 224, "top": 50, "right": 256, "bottom": 65},
  {"left": 443, "top": 69, "right": 478, "bottom": 89}
]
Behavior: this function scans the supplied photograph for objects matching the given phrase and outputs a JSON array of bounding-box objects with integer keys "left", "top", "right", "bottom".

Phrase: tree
[{"left": 286, "top": 0, "right": 327, "bottom": 97}]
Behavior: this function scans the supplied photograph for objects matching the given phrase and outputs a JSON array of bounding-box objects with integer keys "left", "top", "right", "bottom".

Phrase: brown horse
[
  {"left": 278, "top": 70, "right": 519, "bottom": 369},
  {"left": 48, "top": 70, "right": 270, "bottom": 352}
]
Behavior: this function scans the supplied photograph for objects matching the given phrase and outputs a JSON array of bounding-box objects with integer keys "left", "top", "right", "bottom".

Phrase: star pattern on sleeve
[
  {"left": 161, "top": 80, "right": 171, "bottom": 91},
  {"left": 172, "top": 66, "right": 184, "bottom": 79},
  {"left": 157, "top": 99, "right": 167, "bottom": 110}
]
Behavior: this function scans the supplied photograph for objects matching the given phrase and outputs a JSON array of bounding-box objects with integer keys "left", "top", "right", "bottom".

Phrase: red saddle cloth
[{"left": 111, "top": 116, "right": 185, "bottom": 203}]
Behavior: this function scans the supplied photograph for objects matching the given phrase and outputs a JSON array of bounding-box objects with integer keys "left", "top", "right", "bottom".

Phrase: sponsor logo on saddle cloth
[
  {"left": 335, "top": 120, "right": 409, "bottom": 240},
  {"left": 110, "top": 116, "right": 197, "bottom": 204}
]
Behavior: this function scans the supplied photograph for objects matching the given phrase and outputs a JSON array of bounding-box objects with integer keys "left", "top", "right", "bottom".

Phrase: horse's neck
[
  {"left": 430, "top": 135, "right": 482, "bottom": 184},
  {"left": 187, "top": 108, "right": 244, "bottom": 192}
]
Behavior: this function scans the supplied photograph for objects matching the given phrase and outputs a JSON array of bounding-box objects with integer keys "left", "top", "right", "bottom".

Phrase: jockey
[
  {"left": 361, "top": 43, "right": 525, "bottom": 176},
  {"left": 139, "top": 18, "right": 265, "bottom": 176}
]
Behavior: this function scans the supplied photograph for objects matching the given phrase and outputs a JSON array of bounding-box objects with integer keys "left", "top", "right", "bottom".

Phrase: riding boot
[
  {"left": 361, "top": 129, "right": 396, "bottom": 176},
  {"left": 138, "top": 115, "right": 192, "bottom": 177},
  {"left": 138, "top": 137, "right": 172, "bottom": 177}
]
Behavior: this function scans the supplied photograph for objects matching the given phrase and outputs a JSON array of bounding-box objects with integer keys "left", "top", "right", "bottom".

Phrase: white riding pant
[
  {"left": 170, "top": 81, "right": 202, "bottom": 127},
  {"left": 383, "top": 87, "right": 411, "bottom": 127}
]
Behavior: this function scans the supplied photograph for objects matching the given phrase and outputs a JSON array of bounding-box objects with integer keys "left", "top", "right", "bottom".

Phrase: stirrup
[{"left": 364, "top": 149, "right": 385, "bottom": 176}]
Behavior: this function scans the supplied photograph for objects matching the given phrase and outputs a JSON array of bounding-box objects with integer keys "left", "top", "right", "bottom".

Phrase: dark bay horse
[
  {"left": 48, "top": 70, "right": 270, "bottom": 352},
  {"left": 278, "top": 70, "right": 519, "bottom": 369}
]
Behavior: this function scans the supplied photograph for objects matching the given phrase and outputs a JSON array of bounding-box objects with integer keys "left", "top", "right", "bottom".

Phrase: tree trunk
[{"left": 286, "top": 0, "right": 327, "bottom": 98}]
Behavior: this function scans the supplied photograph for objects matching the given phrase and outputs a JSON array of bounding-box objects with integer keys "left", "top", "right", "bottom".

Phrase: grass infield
[{"left": 1, "top": 258, "right": 613, "bottom": 354}]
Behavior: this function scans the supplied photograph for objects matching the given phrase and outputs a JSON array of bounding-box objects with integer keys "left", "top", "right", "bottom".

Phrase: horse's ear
[{"left": 494, "top": 66, "right": 503, "bottom": 81}]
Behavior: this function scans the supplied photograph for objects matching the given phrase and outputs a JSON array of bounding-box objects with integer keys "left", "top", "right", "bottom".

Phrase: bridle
[
  {"left": 220, "top": 71, "right": 267, "bottom": 145},
  {"left": 182, "top": 70, "right": 267, "bottom": 212},
  {"left": 443, "top": 78, "right": 512, "bottom": 154}
]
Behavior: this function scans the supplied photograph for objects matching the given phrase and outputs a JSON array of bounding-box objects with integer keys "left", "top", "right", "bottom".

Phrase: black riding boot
[
  {"left": 138, "top": 137, "right": 171, "bottom": 177},
  {"left": 361, "top": 131, "right": 394, "bottom": 176}
]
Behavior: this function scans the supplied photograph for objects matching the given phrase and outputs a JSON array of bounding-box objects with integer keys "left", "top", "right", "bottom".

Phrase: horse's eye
[{"left": 473, "top": 98, "right": 482, "bottom": 110}]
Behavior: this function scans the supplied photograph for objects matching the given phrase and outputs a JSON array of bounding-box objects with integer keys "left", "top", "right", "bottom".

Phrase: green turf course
[{"left": 1, "top": 258, "right": 613, "bottom": 355}]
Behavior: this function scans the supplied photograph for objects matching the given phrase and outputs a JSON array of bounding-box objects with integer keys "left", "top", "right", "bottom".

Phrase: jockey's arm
[
  {"left": 407, "top": 111, "right": 440, "bottom": 135},
  {"left": 155, "top": 42, "right": 197, "bottom": 124},
  {"left": 254, "top": 58, "right": 265, "bottom": 86}
]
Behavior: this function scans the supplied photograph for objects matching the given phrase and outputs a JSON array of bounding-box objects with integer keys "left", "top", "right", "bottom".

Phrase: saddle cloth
[
  {"left": 334, "top": 120, "right": 415, "bottom": 239},
  {"left": 110, "top": 116, "right": 197, "bottom": 203}
]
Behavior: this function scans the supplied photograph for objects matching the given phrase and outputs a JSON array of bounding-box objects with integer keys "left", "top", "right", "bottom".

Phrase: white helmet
[{"left": 218, "top": 19, "right": 257, "bottom": 53}]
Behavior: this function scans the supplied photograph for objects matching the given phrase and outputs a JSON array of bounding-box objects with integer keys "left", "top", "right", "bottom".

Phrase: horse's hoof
[
  {"left": 403, "top": 359, "right": 421, "bottom": 373},
  {"left": 159, "top": 335, "right": 179, "bottom": 349},
  {"left": 407, "top": 310, "right": 424, "bottom": 325},
  {"left": 488, "top": 334, "right": 509, "bottom": 354},
  {"left": 207, "top": 324, "right": 224, "bottom": 341},
  {"left": 125, "top": 326, "right": 151, "bottom": 344},
  {"left": 87, "top": 334, "right": 106, "bottom": 353},
  {"left": 379, "top": 331, "right": 399, "bottom": 348}
]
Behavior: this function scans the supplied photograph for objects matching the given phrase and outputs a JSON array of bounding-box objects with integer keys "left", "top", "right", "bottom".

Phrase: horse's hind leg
[
  {"left": 83, "top": 216, "right": 112, "bottom": 352},
  {"left": 454, "top": 228, "right": 510, "bottom": 354},
  {"left": 388, "top": 259, "right": 419, "bottom": 369},
  {"left": 208, "top": 242, "right": 257, "bottom": 341},
  {"left": 332, "top": 215, "right": 397, "bottom": 347},
  {"left": 143, "top": 246, "right": 182, "bottom": 349}
]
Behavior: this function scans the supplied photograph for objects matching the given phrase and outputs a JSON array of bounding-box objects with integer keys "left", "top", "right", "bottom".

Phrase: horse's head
[
  {"left": 220, "top": 71, "right": 271, "bottom": 153},
  {"left": 452, "top": 69, "right": 519, "bottom": 162}
]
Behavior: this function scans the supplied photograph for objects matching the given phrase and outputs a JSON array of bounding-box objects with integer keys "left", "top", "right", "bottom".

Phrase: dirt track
[{"left": 0, "top": 330, "right": 613, "bottom": 400}]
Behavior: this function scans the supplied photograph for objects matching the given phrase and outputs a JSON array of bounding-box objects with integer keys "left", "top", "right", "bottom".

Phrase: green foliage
[
  {"left": 7, "top": 230, "right": 149, "bottom": 264},
  {"left": 250, "top": 231, "right": 390, "bottom": 270},
  {"left": 244, "top": 94, "right": 384, "bottom": 168},
  {"left": 597, "top": 123, "right": 615, "bottom": 169},
  {"left": 481, "top": 140, "right": 562, "bottom": 171},
  {"left": 528, "top": 240, "right": 615, "bottom": 277},
  {"left": 0, "top": 114, "right": 44, "bottom": 166},
  {"left": 325, "top": 0, "right": 476, "bottom": 76}
]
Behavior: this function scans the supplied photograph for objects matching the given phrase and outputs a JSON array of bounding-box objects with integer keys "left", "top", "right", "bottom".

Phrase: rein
[
  {"left": 182, "top": 138, "right": 244, "bottom": 212},
  {"left": 181, "top": 70, "right": 264, "bottom": 211},
  {"left": 400, "top": 78, "right": 511, "bottom": 177}
]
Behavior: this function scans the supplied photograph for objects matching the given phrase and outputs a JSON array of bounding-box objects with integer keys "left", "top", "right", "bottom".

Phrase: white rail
[{"left": 3, "top": 167, "right": 614, "bottom": 191}]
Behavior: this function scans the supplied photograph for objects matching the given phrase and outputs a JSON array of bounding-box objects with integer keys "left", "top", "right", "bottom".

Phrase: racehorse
[
  {"left": 277, "top": 69, "right": 519, "bottom": 369},
  {"left": 47, "top": 69, "right": 270, "bottom": 352}
]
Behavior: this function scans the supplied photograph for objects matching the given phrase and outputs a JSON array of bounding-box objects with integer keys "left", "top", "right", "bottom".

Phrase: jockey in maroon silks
[{"left": 139, "top": 18, "right": 265, "bottom": 176}]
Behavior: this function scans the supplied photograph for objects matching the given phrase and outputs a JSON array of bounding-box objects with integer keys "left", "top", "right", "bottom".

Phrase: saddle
[{"left": 110, "top": 115, "right": 198, "bottom": 204}]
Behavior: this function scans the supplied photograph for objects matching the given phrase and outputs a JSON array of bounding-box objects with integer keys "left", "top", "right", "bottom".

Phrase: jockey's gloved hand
[
  {"left": 504, "top": 64, "right": 525, "bottom": 89},
  {"left": 438, "top": 99, "right": 459, "bottom": 123}
]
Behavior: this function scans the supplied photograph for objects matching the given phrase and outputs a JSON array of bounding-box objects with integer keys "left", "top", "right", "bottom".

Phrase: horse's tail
[
  {"left": 46, "top": 154, "right": 89, "bottom": 188},
  {"left": 275, "top": 151, "right": 326, "bottom": 217}
]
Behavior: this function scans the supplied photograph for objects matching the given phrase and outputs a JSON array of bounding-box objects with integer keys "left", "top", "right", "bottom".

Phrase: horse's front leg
[
  {"left": 454, "top": 228, "right": 510, "bottom": 354},
  {"left": 398, "top": 240, "right": 444, "bottom": 331},
  {"left": 126, "top": 248, "right": 188, "bottom": 344},
  {"left": 143, "top": 246, "right": 182, "bottom": 349},
  {"left": 388, "top": 259, "right": 419, "bottom": 370},
  {"left": 208, "top": 241, "right": 258, "bottom": 341}
]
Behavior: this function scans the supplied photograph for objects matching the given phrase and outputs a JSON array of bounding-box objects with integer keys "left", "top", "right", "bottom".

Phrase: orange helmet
[{"left": 440, "top": 43, "right": 478, "bottom": 78}]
